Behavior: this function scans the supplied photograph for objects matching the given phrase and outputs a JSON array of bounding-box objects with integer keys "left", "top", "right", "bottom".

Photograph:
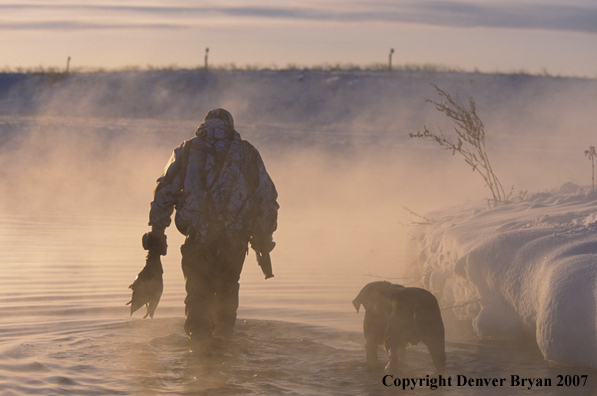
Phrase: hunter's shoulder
[{"left": 238, "top": 138, "right": 262, "bottom": 157}]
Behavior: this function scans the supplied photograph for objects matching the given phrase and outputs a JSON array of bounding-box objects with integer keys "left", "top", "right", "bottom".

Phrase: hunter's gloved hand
[
  {"left": 250, "top": 233, "right": 275, "bottom": 254},
  {"left": 127, "top": 256, "right": 163, "bottom": 319},
  {"left": 142, "top": 227, "right": 168, "bottom": 256}
]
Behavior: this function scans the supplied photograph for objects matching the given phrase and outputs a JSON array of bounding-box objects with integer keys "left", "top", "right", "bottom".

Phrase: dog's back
[
  {"left": 386, "top": 286, "right": 445, "bottom": 350},
  {"left": 387, "top": 287, "right": 443, "bottom": 333}
]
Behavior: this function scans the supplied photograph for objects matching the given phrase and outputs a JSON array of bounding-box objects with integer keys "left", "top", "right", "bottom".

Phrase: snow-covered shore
[{"left": 407, "top": 185, "right": 597, "bottom": 368}]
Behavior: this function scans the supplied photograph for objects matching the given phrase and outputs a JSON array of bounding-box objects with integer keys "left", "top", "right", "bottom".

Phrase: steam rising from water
[{"left": 1, "top": 70, "right": 596, "bottom": 278}]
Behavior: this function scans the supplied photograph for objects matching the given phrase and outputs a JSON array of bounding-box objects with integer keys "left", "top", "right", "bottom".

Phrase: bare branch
[{"left": 411, "top": 85, "right": 508, "bottom": 204}]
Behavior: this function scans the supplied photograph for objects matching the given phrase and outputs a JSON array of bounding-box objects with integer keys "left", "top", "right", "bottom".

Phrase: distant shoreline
[
  {"left": 1, "top": 63, "right": 592, "bottom": 80},
  {"left": 1, "top": 63, "right": 594, "bottom": 124}
]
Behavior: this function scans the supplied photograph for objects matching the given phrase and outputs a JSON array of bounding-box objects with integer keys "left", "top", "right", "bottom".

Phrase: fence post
[{"left": 389, "top": 48, "right": 394, "bottom": 72}]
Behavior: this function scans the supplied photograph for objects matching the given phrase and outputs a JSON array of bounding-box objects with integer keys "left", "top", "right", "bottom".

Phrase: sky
[{"left": 1, "top": 0, "right": 596, "bottom": 77}]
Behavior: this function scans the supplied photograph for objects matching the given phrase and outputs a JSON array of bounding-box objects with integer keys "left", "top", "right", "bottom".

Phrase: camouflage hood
[
  {"left": 201, "top": 108, "right": 234, "bottom": 130},
  {"left": 195, "top": 117, "right": 240, "bottom": 141}
]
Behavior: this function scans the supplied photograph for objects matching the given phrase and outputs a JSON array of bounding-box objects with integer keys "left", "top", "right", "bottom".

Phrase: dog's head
[{"left": 353, "top": 281, "right": 398, "bottom": 313}]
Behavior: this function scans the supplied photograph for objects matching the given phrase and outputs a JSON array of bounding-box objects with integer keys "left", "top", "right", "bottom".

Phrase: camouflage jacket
[{"left": 149, "top": 118, "right": 278, "bottom": 244}]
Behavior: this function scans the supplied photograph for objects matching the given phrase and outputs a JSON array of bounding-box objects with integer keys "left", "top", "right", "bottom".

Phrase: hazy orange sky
[{"left": 1, "top": 0, "right": 596, "bottom": 77}]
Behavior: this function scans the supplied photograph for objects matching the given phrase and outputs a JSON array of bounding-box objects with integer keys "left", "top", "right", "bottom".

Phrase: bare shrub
[{"left": 410, "top": 85, "right": 508, "bottom": 204}]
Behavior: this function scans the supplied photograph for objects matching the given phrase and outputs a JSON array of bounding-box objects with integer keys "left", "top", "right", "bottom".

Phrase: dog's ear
[{"left": 352, "top": 297, "right": 361, "bottom": 313}]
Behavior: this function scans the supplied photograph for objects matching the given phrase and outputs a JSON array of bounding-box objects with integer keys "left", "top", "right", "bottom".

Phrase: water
[{"left": 1, "top": 114, "right": 596, "bottom": 395}]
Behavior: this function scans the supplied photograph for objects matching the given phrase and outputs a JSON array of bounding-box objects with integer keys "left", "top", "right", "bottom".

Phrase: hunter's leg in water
[
  {"left": 213, "top": 240, "right": 246, "bottom": 337},
  {"left": 181, "top": 241, "right": 216, "bottom": 341}
]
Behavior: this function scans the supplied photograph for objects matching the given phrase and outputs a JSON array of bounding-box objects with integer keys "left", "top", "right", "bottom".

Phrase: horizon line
[{"left": 1, "top": 62, "right": 594, "bottom": 80}]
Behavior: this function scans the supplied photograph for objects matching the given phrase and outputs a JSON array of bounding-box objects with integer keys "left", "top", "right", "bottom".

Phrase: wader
[{"left": 181, "top": 234, "right": 248, "bottom": 340}]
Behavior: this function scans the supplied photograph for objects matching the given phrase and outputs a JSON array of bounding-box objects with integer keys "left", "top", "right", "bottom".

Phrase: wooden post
[
  {"left": 389, "top": 48, "right": 394, "bottom": 72},
  {"left": 66, "top": 56, "right": 71, "bottom": 74},
  {"left": 204, "top": 48, "right": 209, "bottom": 71}
]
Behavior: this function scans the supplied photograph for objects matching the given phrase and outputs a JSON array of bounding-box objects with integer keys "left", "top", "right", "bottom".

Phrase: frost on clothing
[{"left": 149, "top": 118, "right": 278, "bottom": 243}]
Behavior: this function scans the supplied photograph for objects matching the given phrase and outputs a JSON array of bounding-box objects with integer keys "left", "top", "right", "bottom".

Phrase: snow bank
[{"left": 407, "top": 185, "right": 597, "bottom": 368}]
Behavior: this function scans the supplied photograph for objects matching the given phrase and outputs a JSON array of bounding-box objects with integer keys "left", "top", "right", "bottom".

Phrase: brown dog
[{"left": 352, "top": 281, "right": 445, "bottom": 373}]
